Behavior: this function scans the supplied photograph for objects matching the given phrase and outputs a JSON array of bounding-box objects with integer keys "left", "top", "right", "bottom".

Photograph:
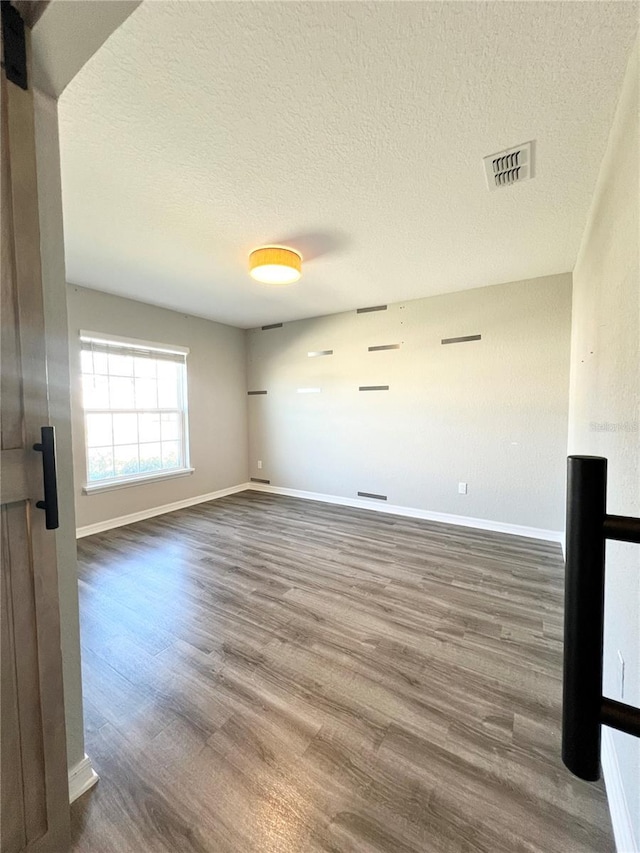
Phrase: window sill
[{"left": 82, "top": 468, "right": 195, "bottom": 495}]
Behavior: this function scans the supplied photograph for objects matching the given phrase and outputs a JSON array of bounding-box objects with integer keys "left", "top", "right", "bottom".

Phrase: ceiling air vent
[{"left": 483, "top": 141, "right": 534, "bottom": 191}]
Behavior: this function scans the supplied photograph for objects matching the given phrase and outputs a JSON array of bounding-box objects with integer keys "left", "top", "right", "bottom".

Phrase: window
[{"left": 80, "top": 332, "right": 191, "bottom": 491}]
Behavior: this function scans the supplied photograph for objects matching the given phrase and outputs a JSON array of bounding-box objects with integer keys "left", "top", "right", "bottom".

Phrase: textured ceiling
[{"left": 59, "top": 1, "right": 638, "bottom": 329}]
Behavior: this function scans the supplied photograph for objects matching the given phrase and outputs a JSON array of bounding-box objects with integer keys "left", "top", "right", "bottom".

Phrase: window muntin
[{"left": 80, "top": 335, "right": 189, "bottom": 485}]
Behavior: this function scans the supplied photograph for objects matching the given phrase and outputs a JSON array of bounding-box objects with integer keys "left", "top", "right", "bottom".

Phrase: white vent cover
[{"left": 483, "top": 141, "right": 534, "bottom": 190}]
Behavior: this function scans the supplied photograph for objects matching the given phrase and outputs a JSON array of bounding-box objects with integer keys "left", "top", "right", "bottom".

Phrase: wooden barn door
[{"left": 1, "top": 4, "right": 70, "bottom": 852}]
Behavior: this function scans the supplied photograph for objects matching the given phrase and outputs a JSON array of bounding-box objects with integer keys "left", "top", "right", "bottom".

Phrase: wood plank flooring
[{"left": 70, "top": 491, "right": 614, "bottom": 853}]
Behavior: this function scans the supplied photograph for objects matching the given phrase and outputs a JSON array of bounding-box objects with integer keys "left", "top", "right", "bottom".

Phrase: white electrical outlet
[
  {"left": 458, "top": 482, "right": 467, "bottom": 495},
  {"left": 617, "top": 650, "right": 625, "bottom": 699},
  {"left": 257, "top": 460, "right": 262, "bottom": 470}
]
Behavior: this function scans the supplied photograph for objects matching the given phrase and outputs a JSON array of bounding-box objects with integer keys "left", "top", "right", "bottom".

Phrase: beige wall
[
  {"left": 247, "top": 273, "right": 572, "bottom": 533},
  {"left": 569, "top": 37, "right": 639, "bottom": 846},
  {"left": 67, "top": 286, "right": 248, "bottom": 530}
]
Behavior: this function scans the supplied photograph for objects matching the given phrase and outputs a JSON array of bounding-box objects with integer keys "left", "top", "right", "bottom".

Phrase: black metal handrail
[{"left": 562, "top": 455, "right": 640, "bottom": 781}]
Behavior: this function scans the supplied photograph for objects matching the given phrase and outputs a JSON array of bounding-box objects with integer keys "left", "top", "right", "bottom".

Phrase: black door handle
[{"left": 33, "top": 426, "right": 59, "bottom": 530}]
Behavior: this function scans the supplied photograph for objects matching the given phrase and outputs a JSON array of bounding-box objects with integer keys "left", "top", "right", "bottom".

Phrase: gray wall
[
  {"left": 569, "top": 38, "right": 639, "bottom": 844},
  {"left": 67, "top": 286, "right": 249, "bottom": 530},
  {"left": 247, "top": 273, "right": 572, "bottom": 533},
  {"left": 35, "top": 90, "right": 85, "bottom": 771}
]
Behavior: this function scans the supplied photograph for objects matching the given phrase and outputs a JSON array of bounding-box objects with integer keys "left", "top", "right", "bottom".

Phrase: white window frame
[{"left": 80, "top": 331, "right": 194, "bottom": 494}]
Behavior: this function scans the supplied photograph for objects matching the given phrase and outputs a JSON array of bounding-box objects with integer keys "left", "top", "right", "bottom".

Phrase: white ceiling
[{"left": 59, "top": 1, "right": 638, "bottom": 329}]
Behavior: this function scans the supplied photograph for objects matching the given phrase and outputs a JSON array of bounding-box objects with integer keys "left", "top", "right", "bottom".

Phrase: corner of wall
[
  {"left": 34, "top": 88, "right": 85, "bottom": 770},
  {"left": 569, "top": 33, "right": 639, "bottom": 851},
  {"left": 242, "top": 325, "right": 251, "bottom": 482}
]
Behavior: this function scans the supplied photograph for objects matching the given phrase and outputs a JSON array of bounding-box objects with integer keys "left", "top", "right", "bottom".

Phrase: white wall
[
  {"left": 569, "top": 37, "right": 639, "bottom": 849},
  {"left": 246, "top": 273, "right": 572, "bottom": 534},
  {"left": 67, "top": 286, "right": 248, "bottom": 530}
]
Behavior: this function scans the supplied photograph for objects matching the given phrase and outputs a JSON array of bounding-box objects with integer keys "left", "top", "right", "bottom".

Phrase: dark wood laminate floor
[{"left": 70, "top": 491, "right": 613, "bottom": 853}]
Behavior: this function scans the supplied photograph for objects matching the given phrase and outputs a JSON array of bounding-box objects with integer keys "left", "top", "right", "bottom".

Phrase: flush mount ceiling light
[{"left": 249, "top": 246, "right": 302, "bottom": 285}]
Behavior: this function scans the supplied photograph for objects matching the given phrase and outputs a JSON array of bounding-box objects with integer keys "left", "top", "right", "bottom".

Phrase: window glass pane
[
  {"left": 108, "top": 351, "right": 133, "bottom": 376},
  {"left": 93, "top": 350, "right": 109, "bottom": 374},
  {"left": 86, "top": 413, "right": 112, "bottom": 448},
  {"left": 113, "top": 413, "right": 138, "bottom": 445},
  {"left": 81, "top": 350, "right": 93, "bottom": 374},
  {"left": 134, "top": 357, "right": 157, "bottom": 378},
  {"left": 109, "top": 376, "right": 135, "bottom": 408},
  {"left": 158, "top": 377, "right": 178, "bottom": 408},
  {"left": 160, "top": 412, "right": 180, "bottom": 441},
  {"left": 158, "top": 362, "right": 179, "bottom": 408},
  {"left": 157, "top": 361, "right": 178, "bottom": 384},
  {"left": 82, "top": 375, "right": 110, "bottom": 409},
  {"left": 114, "top": 444, "right": 139, "bottom": 476},
  {"left": 139, "top": 413, "right": 161, "bottom": 443},
  {"left": 139, "top": 442, "right": 163, "bottom": 473},
  {"left": 135, "top": 378, "right": 158, "bottom": 409},
  {"left": 161, "top": 441, "right": 181, "bottom": 469},
  {"left": 87, "top": 447, "right": 114, "bottom": 482}
]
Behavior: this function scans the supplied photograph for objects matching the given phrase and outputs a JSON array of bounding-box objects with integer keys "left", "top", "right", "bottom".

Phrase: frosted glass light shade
[{"left": 249, "top": 246, "right": 302, "bottom": 285}]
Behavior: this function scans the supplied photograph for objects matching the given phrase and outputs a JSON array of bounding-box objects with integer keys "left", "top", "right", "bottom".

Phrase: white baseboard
[
  {"left": 247, "top": 483, "right": 563, "bottom": 543},
  {"left": 68, "top": 754, "right": 99, "bottom": 803},
  {"left": 76, "top": 482, "right": 250, "bottom": 538},
  {"left": 602, "top": 727, "right": 639, "bottom": 853},
  {"left": 76, "top": 479, "right": 562, "bottom": 544}
]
